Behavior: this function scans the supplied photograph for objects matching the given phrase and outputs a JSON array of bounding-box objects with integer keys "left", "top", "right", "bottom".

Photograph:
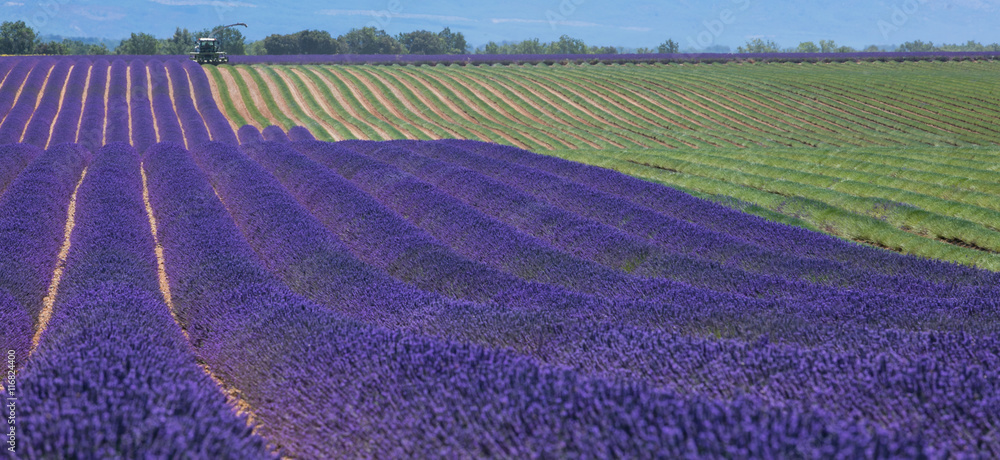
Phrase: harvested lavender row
[
  {"left": 0, "top": 59, "right": 36, "bottom": 120},
  {"left": 18, "top": 142, "right": 273, "bottom": 458},
  {"left": 21, "top": 59, "right": 73, "bottom": 148},
  {"left": 165, "top": 60, "right": 211, "bottom": 146},
  {"left": 76, "top": 59, "right": 109, "bottom": 153},
  {"left": 0, "top": 144, "right": 81, "bottom": 360},
  {"left": 103, "top": 60, "right": 130, "bottom": 144},
  {"left": 47, "top": 61, "right": 90, "bottom": 146},
  {"left": 0, "top": 143, "right": 41, "bottom": 196},
  {"left": 145, "top": 142, "right": 926, "bottom": 458},
  {"left": 451, "top": 140, "right": 1000, "bottom": 287},
  {"left": 355, "top": 140, "right": 817, "bottom": 298},
  {"left": 128, "top": 59, "right": 157, "bottom": 153},
  {"left": 182, "top": 60, "right": 238, "bottom": 144},
  {"left": 0, "top": 58, "right": 54, "bottom": 144},
  {"left": 147, "top": 61, "right": 185, "bottom": 144},
  {"left": 261, "top": 125, "right": 289, "bottom": 142}
]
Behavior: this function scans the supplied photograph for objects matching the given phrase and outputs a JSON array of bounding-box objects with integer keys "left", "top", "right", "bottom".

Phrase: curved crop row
[
  {"left": 104, "top": 60, "right": 130, "bottom": 144},
  {"left": 76, "top": 59, "right": 108, "bottom": 152},
  {"left": 129, "top": 59, "right": 157, "bottom": 152},
  {"left": 183, "top": 60, "right": 238, "bottom": 144},
  {"left": 165, "top": 60, "right": 211, "bottom": 146}
]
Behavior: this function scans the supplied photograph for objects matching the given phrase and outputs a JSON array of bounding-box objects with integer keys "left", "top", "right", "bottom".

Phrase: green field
[{"left": 207, "top": 60, "right": 1000, "bottom": 269}]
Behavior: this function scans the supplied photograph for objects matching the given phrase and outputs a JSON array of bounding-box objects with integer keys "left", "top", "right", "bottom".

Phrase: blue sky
[{"left": 2, "top": 0, "right": 997, "bottom": 50}]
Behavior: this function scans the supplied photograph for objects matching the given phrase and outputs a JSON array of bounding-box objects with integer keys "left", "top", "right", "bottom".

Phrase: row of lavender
[
  {"left": 233, "top": 50, "right": 1000, "bottom": 66},
  {"left": 0, "top": 56, "right": 234, "bottom": 153}
]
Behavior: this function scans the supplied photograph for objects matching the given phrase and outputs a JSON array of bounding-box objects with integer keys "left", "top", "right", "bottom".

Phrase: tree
[
  {"left": 482, "top": 41, "right": 502, "bottom": 54},
  {"left": 159, "top": 28, "right": 194, "bottom": 55},
  {"left": 818, "top": 39, "right": 839, "bottom": 53},
  {"left": 33, "top": 41, "right": 66, "bottom": 55},
  {"left": 549, "top": 35, "right": 587, "bottom": 54},
  {"left": 514, "top": 38, "right": 545, "bottom": 54},
  {"left": 897, "top": 40, "right": 935, "bottom": 52},
  {"left": 0, "top": 20, "right": 37, "bottom": 55},
  {"left": 438, "top": 27, "right": 468, "bottom": 54},
  {"left": 246, "top": 40, "right": 266, "bottom": 55},
  {"left": 262, "top": 33, "right": 299, "bottom": 55},
  {"left": 863, "top": 45, "right": 881, "bottom": 52},
  {"left": 737, "top": 38, "right": 781, "bottom": 53},
  {"left": 796, "top": 41, "right": 820, "bottom": 53},
  {"left": 339, "top": 27, "right": 403, "bottom": 54},
  {"left": 590, "top": 45, "right": 618, "bottom": 54},
  {"left": 293, "top": 30, "right": 339, "bottom": 54},
  {"left": 117, "top": 32, "right": 158, "bottom": 55},
  {"left": 398, "top": 30, "right": 447, "bottom": 55},
  {"left": 657, "top": 39, "right": 679, "bottom": 54},
  {"left": 87, "top": 43, "right": 111, "bottom": 55}
]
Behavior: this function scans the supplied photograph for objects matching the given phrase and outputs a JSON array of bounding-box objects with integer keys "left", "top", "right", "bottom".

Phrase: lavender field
[{"left": 0, "top": 55, "right": 998, "bottom": 458}]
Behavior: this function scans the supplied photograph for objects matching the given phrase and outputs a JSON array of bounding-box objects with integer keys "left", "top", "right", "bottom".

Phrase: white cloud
[
  {"left": 490, "top": 18, "right": 601, "bottom": 27},
  {"left": 3, "top": 1, "right": 25, "bottom": 6},
  {"left": 318, "top": 9, "right": 474, "bottom": 22},
  {"left": 148, "top": 0, "right": 256, "bottom": 7},
  {"left": 620, "top": 26, "right": 653, "bottom": 32}
]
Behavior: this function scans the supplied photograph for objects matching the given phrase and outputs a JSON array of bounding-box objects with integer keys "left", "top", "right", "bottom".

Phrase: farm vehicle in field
[{"left": 190, "top": 22, "right": 247, "bottom": 65}]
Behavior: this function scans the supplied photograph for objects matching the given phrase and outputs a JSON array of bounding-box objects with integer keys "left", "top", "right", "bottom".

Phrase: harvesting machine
[{"left": 190, "top": 22, "right": 247, "bottom": 65}]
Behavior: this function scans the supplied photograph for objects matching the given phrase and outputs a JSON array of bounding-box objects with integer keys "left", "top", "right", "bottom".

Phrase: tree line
[
  {"left": 2, "top": 20, "right": 999, "bottom": 56},
  {"left": 737, "top": 38, "right": 1000, "bottom": 54}
]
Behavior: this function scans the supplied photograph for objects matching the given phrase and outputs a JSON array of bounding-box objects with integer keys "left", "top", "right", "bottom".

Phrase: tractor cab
[{"left": 190, "top": 37, "right": 229, "bottom": 65}]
